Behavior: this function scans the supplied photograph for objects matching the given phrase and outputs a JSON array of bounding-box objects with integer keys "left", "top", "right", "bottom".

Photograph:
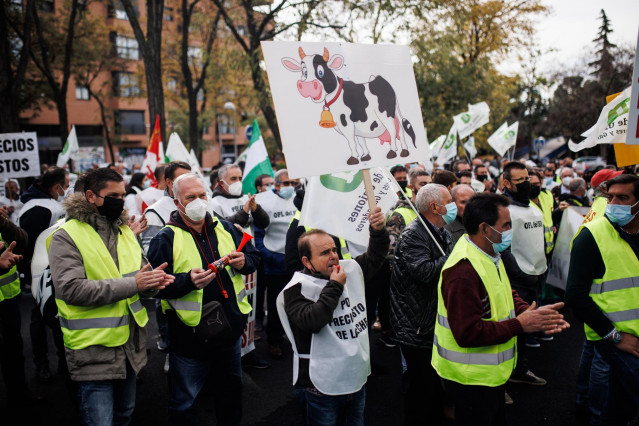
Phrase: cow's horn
[
  {"left": 298, "top": 47, "right": 306, "bottom": 60},
  {"left": 323, "top": 48, "right": 329, "bottom": 62}
]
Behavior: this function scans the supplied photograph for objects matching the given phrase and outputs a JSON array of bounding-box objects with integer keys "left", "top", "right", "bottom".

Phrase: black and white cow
[{"left": 282, "top": 47, "right": 417, "bottom": 165}]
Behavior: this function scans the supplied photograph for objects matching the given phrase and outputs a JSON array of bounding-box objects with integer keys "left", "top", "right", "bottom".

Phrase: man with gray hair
[
  {"left": 444, "top": 184, "right": 475, "bottom": 244},
  {"left": 209, "top": 164, "right": 270, "bottom": 230},
  {"left": 390, "top": 183, "right": 455, "bottom": 425}
]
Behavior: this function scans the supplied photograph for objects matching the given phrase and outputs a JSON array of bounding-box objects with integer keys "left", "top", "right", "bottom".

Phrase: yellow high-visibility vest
[
  {"left": 47, "top": 219, "right": 148, "bottom": 350},
  {"left": 432, "top": 237, "right": 517, "bottom": 386},
  {"left": 0, "top": 233, "right": 21, "bottom": 302},
  {"left": 583, "top": 218, "right": 639, "bottom": 341},
  {"left": 531, "top": 190, "right": 554, "bottom": 254},
  {"left": 161, "top": 221, "right": 251, "bottom": 326}
]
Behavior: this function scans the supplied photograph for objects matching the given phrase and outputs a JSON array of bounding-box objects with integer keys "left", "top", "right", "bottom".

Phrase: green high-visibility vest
[
  {"left": 432, "top": 237, "right": 517, "bottom": 387},
  {"left": 0, "top": 233, "right": 21, "bottom": 302},
  {"left": 288, "top": 210, "right": 352, "bottom": 260},
  {"left": 531, "top": 190, "right": 554, "bottom": 254},
  {"left": 47, "top": 219, "right": 148, "bottom": 350},
  {"left": 161, "top": 221, "right": 251, "bottom": 327},
  {"left": 392, "top": 206, "right": 418, "bottom": 227},
  {"left": 583, "top": 218, "right": 639, "bottom": 341}
]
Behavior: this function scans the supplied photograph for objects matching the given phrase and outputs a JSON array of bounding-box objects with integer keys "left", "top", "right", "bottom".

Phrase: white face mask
[
  {"left": 562, "top": 177, "right": 573, "bottom": 187},
  {"left": 226, "top": 180, "right": 243, "bottom": 197},
  {"left": 182, "top": 198, "right": 208, "bottom": 221},
  {"left": 56, "top": 185, "right": 66, "bottom": 202}
]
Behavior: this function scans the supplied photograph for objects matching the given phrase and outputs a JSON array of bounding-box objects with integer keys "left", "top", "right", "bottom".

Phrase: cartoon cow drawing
[{"left": 281, "top": 47, "right": 417, "bottom": 166}]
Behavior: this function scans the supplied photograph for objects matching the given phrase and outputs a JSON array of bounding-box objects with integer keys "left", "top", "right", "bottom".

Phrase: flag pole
[{"left": 361, "top": 169, "right": 377, "bottom": 212}]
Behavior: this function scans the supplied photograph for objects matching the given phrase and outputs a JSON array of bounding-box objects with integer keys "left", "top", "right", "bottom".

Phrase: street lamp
[{"left": 224, "top": 101, "right": 238, "bottom": 161}]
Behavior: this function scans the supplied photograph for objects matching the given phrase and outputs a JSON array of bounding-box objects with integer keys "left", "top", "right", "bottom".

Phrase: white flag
[
  {"left": 436, "top": 124, "right": 459, "bottom": 164},
  {"left": 56, "top": 125, "right": 79, "bottom": 167},
  {"left": 165, "top": 133, "right": 209, "bottom": 193},
  {"left": 299, "top": 168, "right": 398, "bottom": 246},
  {"left": 487, "top": 121, "right": 518, "bottom": 157},
  {"left": 429, "top": 135, "right": 446, "bottom": 159},
  {"left": 453, "top": 101, "right": 490, "bottom": 139},
  {"left": 569, "top": 86, "right": 631, "bottom": 152},
  {"left": 463, "top": 136, "right": 477, "bottom": 159}
]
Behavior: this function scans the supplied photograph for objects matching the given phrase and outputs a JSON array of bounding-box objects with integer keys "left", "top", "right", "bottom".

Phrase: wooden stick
[{"left": 361, "top": 168, "right": 377, "bottom": 212}]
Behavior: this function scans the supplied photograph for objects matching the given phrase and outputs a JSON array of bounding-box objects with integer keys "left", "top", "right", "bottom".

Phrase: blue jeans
[
  {"left": 576, "top": 340, "right": 609, "bottom": 422},
  {"left": 595, "top": 340, "right": 639, "bottom": 426},
  {"left": 77, "top": 361, "right": 137, "bottom": 426},
  {"left": 294, "top": 386, "right": 366, "bottom": 426},
  {"left": 168, "top": 338, "right": 242, "bottom": 425}
]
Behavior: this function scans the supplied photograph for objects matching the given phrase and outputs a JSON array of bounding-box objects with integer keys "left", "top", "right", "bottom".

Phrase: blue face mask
[
  {"left": 437, "top": 201, "right": 458, "bottom": 225},
  {"left": 544, "top": 177, "right": 554, "bottom": 187},
  {"left": 605, "top": 200, "right": 639, "bottom": 227},
  {"left": 487, "top": 226, "right": 512, "bottom": 253},
  {"left": 279, "top": 186, "right": 295, "bottom": 199}
]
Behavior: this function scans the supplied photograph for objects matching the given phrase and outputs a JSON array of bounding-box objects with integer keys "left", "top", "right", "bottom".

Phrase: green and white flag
[
  {"left": 463, "top": 136, "right": 477, "bottom": 159},
  {"left": 569, "top": 86, "right": 631, "bottom": 152},
  {"left": 56, "top": 125, "right": 79, "bottom": 167},
  {"left": 487, "top": 121, "right": 518, "bottom": 157},
  {"left": 429, "top": 134, "right": 446, "bottom": 159},
  {"left": 435, "top": 124, "right": 459, "bottom": 164},
  {"left": 453, "top": 101, "right": 490, "bottom": 139},
  {"left": 242, "top": 120, "right": 274, "bottom": 195}
]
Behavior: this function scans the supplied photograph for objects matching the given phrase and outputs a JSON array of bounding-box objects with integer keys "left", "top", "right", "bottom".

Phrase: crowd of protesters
[{"left": 0, "top": 153, "right": 638, "bottom": 426}]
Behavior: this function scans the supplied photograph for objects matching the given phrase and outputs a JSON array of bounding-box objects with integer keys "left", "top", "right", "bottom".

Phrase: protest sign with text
[
  {"left": 261, "top": 41, "right": 429, "bottom": 178},
  {"left": 626, "top": 28, "right": 639, "bottom": 145},
  {"left": 0, "top": 132, "right": 41, "bottom": 179},
  {"left": 299, "top": 168, "right": 398, "bottom": 246}
]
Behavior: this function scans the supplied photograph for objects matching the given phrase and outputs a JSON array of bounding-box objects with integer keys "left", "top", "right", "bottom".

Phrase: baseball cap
[{"left": 590, "top": 169, "right": 622, "bottom": 189}]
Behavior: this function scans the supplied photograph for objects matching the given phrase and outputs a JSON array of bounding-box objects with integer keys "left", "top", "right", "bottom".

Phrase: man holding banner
[
  {"left": 566, "top": 174, "right": 639, "bottom": 426},
  {"left": 276, "top": 206, "right": 388, "bottom": 426}
]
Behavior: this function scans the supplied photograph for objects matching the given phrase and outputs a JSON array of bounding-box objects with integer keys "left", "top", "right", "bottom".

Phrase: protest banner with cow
[{"left": 261, "top": 42, "right": 430, "bottom": 179}]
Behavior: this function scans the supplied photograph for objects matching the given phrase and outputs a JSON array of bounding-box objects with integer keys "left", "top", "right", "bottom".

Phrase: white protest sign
[
  {"left": 626, "top": 28, "right": 639, "bottom": 145},
  {"left": 299, "top": 167, "right": 398, "bottom": 246},
  {"left": 568, "top": 86, "right": 631, "bottom": 152},
  {"left": 453, "top": 101, "right": 490, "bottom": 139},
  {"left": 0, "top": 132, "right": 41, "bottom": 179},
  {"left": 546, "top": 207, "right": 590, "bottom": 290},
  {"left": 261, "top": 41, "right": 429, "bottom": 178},
  {"left": 240, "top": 271, "right": 257, "bottom": 356}
]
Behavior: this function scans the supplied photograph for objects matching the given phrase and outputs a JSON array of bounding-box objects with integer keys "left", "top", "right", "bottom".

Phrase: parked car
[{"left": 574, "top": 156, "right": 606, "bottom": 173}]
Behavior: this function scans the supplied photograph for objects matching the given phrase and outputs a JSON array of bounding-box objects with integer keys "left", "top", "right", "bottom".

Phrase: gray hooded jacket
[{"left": 48, "top": 192, "right": 149, "bottom": 381}]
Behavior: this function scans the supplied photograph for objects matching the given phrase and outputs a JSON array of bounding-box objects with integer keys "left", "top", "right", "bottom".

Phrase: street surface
[{"left": 1, "top": 295, "right": 586, "bottom": 425}]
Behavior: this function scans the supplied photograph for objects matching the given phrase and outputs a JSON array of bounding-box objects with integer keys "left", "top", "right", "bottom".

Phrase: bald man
[{"left": 444, "top": 184, "right": 475, "bottom": 244}]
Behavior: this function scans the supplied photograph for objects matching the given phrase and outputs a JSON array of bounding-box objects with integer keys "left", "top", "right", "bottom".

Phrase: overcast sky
[{"left": 524, "top": 0, "right": 638, "bottom": 75}]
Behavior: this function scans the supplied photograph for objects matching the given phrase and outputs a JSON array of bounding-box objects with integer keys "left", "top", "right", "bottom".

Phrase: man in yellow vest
[
  {"left": 148, "top": 173, "right": 260, "bottom": 425},
  {"left": 0, "top": 206, "right": 44, "bottom": 406},
  {"left": 566, "top": 174, "right": 639, "bottom": 425},
  {"left": 48, "top": 167, "right": 174, "bottom": 424},
  {"left": 432, "top": 192, "right": 568, "bottom": 425}
]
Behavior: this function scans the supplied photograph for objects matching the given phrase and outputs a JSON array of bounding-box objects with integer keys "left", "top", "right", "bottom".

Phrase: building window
[
  {"left": 116, "top": 110, "right": 146, "bottom": 135},
  {"left": 114, "top": 35, "right": 139, "bottom": 60},
  {"left": 37, "top": 0, "right": 54, "bottom": 12},
  {"left": 166, "top": 78, "right": 178, "bottom": 93},
  {"left": 112, "top": 72, "right": 141, "bottom": 97},
  {"left": 216, "top": 113, "right": 232, "bottom": 134},
  {"left": 164, "top": 7, "right": 174, "bottom": 21},
  {"left": 76, "top": 85, "right": 90, "bottom": 100}
]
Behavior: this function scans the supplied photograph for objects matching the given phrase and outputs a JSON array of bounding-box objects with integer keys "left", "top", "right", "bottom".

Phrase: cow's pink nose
[
  {"left": 314, "top": 81, "right": 318, "bottom": 90},
  {"left": 297, "top": 81, "right": 302, "bottom": 91}
]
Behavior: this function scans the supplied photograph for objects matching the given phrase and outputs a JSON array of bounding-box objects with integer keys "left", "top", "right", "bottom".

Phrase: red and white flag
[{"left": 141, "top": 114, "right": 163, "bottom": 186}]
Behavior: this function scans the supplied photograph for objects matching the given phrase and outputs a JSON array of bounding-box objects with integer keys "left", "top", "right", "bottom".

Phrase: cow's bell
[{"left": 319, "top": 109, "right": 336, "bottom": 128}]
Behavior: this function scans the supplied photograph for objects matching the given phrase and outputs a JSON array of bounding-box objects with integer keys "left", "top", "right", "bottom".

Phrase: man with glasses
[
  {"left": 500, "top": 161, "right": 549, "bottom": 389},
  {"left": 255, "top": 169, "right": 299, "bottom": 358}
]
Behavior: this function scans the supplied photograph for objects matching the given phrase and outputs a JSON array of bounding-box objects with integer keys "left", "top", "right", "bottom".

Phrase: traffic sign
[
  {"left": 245, "top": 125, "right": 253, "bottom": 142},
  {"left": 533, "top": 137, "right": 545, "bottom": 151}
]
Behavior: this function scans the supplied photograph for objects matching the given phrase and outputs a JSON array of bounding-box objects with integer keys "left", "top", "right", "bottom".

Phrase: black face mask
[
  {"left": 529, "top": 185, "right": 541, "bottom": 199},
  {"left": 96, "top": 196, "right": 125, "bottom": 220},
  {"left": 511, "top": 181, "right": 532, "bottom": 203},
  {"left": 397, "top": 180, "right": 408, "bottom": 191},
  {"left": 476, "top": 175, "right": 488, "bottom": 182}
]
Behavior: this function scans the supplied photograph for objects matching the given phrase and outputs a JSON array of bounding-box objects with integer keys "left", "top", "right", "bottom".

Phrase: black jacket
[
  {"left": 149, "top": 211, "right": 260, "bottom": 359},
  {"left": 390, "top": 216, "right": 453, "bottom": 348},
  {"left": 283, "top": 226, "right": 389, "bottom": 388}
]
